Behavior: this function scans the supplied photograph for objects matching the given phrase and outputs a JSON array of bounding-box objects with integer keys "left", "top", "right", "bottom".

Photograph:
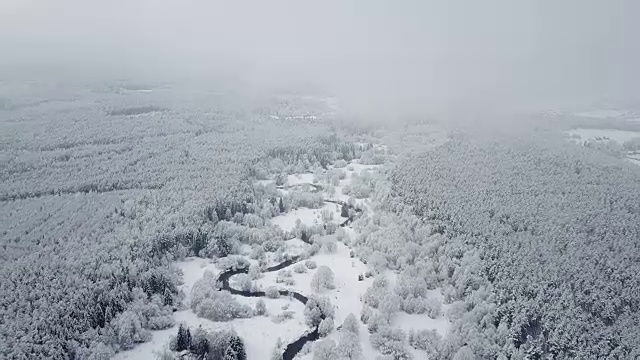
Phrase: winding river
[{"left": 216, "top": 198, "right": 361, "bottom": 359}]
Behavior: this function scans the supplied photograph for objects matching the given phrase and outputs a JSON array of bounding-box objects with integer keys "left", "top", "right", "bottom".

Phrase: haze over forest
[{"left": 2, "top": 0, "right": 639, "bottom": 115}]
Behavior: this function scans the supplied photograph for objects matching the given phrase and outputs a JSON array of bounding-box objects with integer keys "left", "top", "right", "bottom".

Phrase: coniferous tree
[
  {"left": 176, "top": 324, "right": 192, "bottom": 351},
  {"left": 228, "top": 335, "right": 247, "bottom": 360},
  {"left": 341, "top": 204, "right": 349, "bottom": 218}
]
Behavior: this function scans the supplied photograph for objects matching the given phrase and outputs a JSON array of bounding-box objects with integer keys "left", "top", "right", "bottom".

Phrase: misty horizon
[{"left": 2, "top": 0, "right": 639, "bottom": 115}]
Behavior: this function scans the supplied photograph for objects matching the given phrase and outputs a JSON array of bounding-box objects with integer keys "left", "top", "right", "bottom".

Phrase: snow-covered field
[
  {"left": 270, "top": 202, "right": 345, "bottom": 233},
  {"left": 566, "top": 128, "right": 640, "bottom": 144},
  {"left": 573, "top": 109, "right": 634, "bottom": 119}
]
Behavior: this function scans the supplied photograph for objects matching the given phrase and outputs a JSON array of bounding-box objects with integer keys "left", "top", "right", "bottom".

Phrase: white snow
[
  {"left": 256, "top": 239, "right": 373, "bottom": 326},
  {"left": 283, "top": 238, "right": 310, "bottom": 257},
  {"left": 391, "top": 305, "right": 451, "bottom": 337},
  {"left": 114, "top": 301, "right": 306, "bottom": 360},
  {"left": 574, "top": 109, "right": 632, "bottom": 118},
  {"left": 174, "top": 257, "right": 219, "bottom": 305},
  {"left": 270, "top": 202, "right": 344, "bottom": 233},
  {"left": 256, "top": 179, "right": 275, "bottom": 187},
  {"left": 287, "top": 173, "right": 315, "bottom": 186},
  {"left": 566, "top": 128, "right": 640, "bottom": 144},
  {"left": 261, "top": 237, "right": 378, "bottom": 360}
]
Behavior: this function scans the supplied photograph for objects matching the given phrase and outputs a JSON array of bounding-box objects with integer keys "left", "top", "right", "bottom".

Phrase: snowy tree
[
  {"left": 255, "top": 299, "right": 267, "bottom": 316},
  {"left": 304, "top": 295, "right": 334, "bottom": 328},
  {"left": 224, "top": 346, "right": 238, "bottom": 360},
  {"left": 321, "top": 208, "right": 334, "bottom": 223},
  {"left": 266, "top": 286, "right": 281, "bottom": 299},
  {"left": 368, "top": 251, "right": 388, "bottom": 274},
  {"left": 190, "top": 327, "right": 210, "bottom": 358},
  {"left": 453, "top": 345, "right": 475, "bottom": 360},
  {"left": 271, "top": 337, "right": 284, "bottom": 360},
  {"left": 318, "top": 317, "right": 334, "bottom": 337},
  {"left": 313, "top": 339, "right": 338, "bottom": 360},
  {"left": 342, "top": 313, "right": 360, "bottom": 334},
  {"left": 379, "top": 293, "right": 402, "bottom": 320},
  {"left": 339, "top": 331, "right": 363, "bottom": 360},
  {"left": 408, "top": 329, "right": 441, "bottom": 358},
  {"left": 228, "top": 335, "right": 247, "bottom": 360},
  {"left": 311, "top": 266, "right": 335, "bottom": 292},
  {"left": 113, "top": 311, "right": 151, "bottom": 350},
  {"left": 294, "top": 263, "right": 307, "bottom": 273},
  {"left": 235, "top": 274, "right": 253, "bottom": 292}
]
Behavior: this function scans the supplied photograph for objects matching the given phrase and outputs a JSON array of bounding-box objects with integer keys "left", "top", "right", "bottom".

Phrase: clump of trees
[
  {"left": 170, "top": 325, "right": 247, "bottom": 360},
  {"left": 190, "top": 271, "right": 252, "bottom": 321},
  {"left": 304, "top": 295, "right": 334, "bottom": 328}
]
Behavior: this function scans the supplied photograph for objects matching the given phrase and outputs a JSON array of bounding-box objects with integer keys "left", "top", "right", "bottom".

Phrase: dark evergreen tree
[
  {"left": 190, "top": 330, "right": 210, "bottom": 358},
  {"left": 279, "top": 197, "right": 285, "bottom": 213},
  {"left": 224, "top": 345, "right": 238, "bottom": 360},
  {"left": 341, "top": 204, "right": 349, "bottom": 218},
  {"left": 192, "top": 231, "right": 208, "bottom": 256},
  {"left": 228, "top": 335, "right": 246, "bottom": 360},
  {"left": 176, "top": 324, "right": 192, "bottom": 351},
  {"left": 163, "top": 288, "right": 173, "bottom": 306},
  {"left": 215, "top": 236, "right": 231, "bottom": 257}
]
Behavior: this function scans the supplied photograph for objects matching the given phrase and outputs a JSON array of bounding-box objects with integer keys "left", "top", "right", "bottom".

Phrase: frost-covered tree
[
  {"left": 266, "top": 286, "right": 281, "bottom": 298},
  {"left": 271, "top": 337, "right": 284, "bottom": 360},
  {"left": 408, "top": 329, "right": 441, "bottom": 358},
  {"left": 293, "top": 262, "right": 307, "bottom": 273},
  {"left": 235, "top": 274, "right": 253, "bottom": 292},
  {"left": 339, "top": 331, "right": 363, "bottom": 360},
  {"left": 113, "top": 310, "right": 151, "bottom": 350},
  {"left": 304, "top": 295, "right": 334, "bottom": 328},
  {"left": 379, "top": 293, "right": 402, "bottom": 320},
  {"left": 255, "top": 299, "right": 267, "bottom": 316},
  {"left": 341, "top": 313, "right": 360, "bottom": 334},
  {"left": 321, "top": 208, "right": 334, "bottom": 223},
  {"left": 227, "top": 335, "right": 247, "bottom": 360},
  {"left": 311, "top": 266, "right": 335, "bottom": 292},
  {"left": 313, "top": 339, "right": 338, "bottom": 360},
  {"left": 318, "top": 317, "right": 334, "bottom": 337},
  {"left": 453, "top": 345, "right": 475, "bottom": 360}
]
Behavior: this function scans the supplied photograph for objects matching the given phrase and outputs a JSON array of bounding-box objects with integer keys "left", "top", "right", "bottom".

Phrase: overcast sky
[{"left": 1, "top": 0, "right": 638, "bottom": 113}]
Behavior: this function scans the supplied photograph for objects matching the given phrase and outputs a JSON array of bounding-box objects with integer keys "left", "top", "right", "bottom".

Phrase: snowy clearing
[
  {"left": 566, "top": 128, "right": 640, "bottom": 144},
  {"left": 270, "top": 202, "right": 344, "bottom": 233},
  {"left": 574, "top": 109, "right": 633, "bottom": 118}
]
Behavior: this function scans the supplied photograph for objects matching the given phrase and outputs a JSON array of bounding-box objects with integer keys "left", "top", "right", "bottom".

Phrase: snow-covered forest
[{"left": 2, "top": 77, "right": 640, "bottom": 360}]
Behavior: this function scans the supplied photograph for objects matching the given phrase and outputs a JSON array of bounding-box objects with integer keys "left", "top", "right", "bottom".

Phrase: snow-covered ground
[
  {"left": 258, "top": 239, "right": 378, "bottom": 360},
  {"left": 566, "top": 128, "right": 640, "bottom": 144},
  {"left": 565, "top": 128, "right": 640, "bottom": 167},
  {"left": 174, "top": 257, "right": 219, "bottom": 304},
  {"left": 255, "top": 240, "right": 374, "bottom": 322},
  {"left": 287, "top": 173, "right": 315, "bottom": 187},
  {"left": 573, "top": 109, "right": 633, "bottom": 119},
  {"left": 114, "top": 301, "right": 306, "bottom": 360},
  {"left": 270, "top": 202, "right": 345, "bottom": 233}
]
